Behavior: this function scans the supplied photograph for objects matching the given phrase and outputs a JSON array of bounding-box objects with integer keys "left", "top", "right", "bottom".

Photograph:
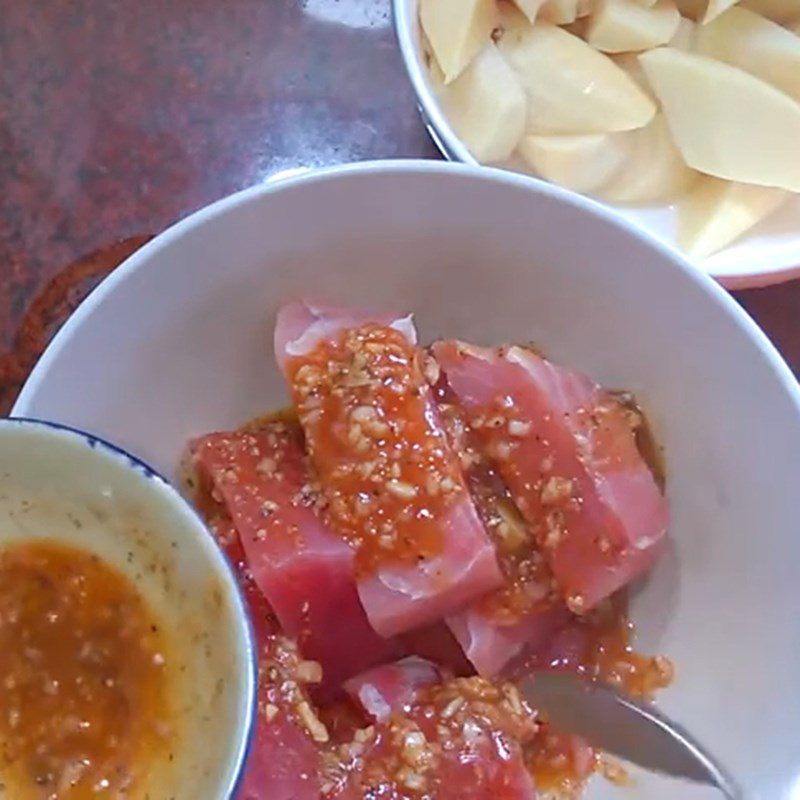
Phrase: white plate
[
  {"left": 12, "top": 161, "right": 800, "bottom": 799},
  {"left": 391, "top": 0, "right": 800, "bottom": 289}
]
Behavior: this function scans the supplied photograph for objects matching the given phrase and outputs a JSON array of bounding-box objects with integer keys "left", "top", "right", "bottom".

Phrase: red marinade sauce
[
  {"left": 184, "top": 379, "right": 673, "bottom": 799},
  {"left": 437, "top": 390, "right": 560, "bottom": 626},
  {"left": 320, "top": 676, "right": 538, "bottom": 798},
  {"left": 0, "top": 541, "right": 169, "bottom": 800},
  {"left": 286, "top": 325, "right": 466, "bottom": 575},
  {"left": 520, "top": 596, "right": 674, "bottom": 795}
]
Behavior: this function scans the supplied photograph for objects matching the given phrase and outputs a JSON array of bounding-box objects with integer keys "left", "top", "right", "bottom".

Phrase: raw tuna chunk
[
  {"left": 433, "top": 341, "right": 668, "bottom": 614},
  {"left": 190, "top": 423, "right": 399, "bottom": 691},
  {"left": 193, "top": 489, "right": 319, "bottom": 800},
  {"left": 331, "top": 676, "right": 538, "bottom": 800},
  {"left": 447, "top": 604, "right": 567, "bottom": 679},
  {"left": 344, "top": 657, "right": 441, "bottom": 722},
  {"left": 238, "top": 635, "right": 323, "bottom": 800},
  {"left": 198, "top": 511, "right": 323, "bottom": 798},
  {"left": 275, "top": 300, "right": 502, "bottom": 637},
  {"left": 399, "top": 622, "right": 475, "bottom": 677},
  {"left": 437, "top": 396, "right": 570, "bottom": 676},
  {"left": 205, "top": 514, "right": 279, "bottom": 644},
  {"left": 274, "top": 298, "right": 418, "bottom": 359},
  {"left": 240, "top": 702, "right": 320, "bottom": 800}
]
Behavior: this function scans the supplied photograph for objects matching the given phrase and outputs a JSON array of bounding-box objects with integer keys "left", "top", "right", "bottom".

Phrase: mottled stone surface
[{"left": 0, "top": 0, "right": 796, "bottom": 410}]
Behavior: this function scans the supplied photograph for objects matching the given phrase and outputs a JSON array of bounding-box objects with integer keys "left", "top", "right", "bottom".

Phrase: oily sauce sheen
[
  {"left": 436, "top": 393, "right": 560, "bottom": 625},
  {"left": 0, "top": 541, "right": 170, "bottom": 799},
  {"left": 288, "top": 325, "right": 465, "bottom": 574}
]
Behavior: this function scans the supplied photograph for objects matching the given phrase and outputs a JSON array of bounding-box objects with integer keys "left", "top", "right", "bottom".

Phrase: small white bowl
[
  {"left": 0, "top": 418, "right": 256, "bottom": 799},
  {"left": 391, "top": 0, "right": 800, "bottom": 289},
  {"left": 10, "top": 161, "right": 800, "bottom": 799}
]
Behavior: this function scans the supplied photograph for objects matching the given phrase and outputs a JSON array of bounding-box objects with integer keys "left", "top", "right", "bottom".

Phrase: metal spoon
[{"left": 518, "top": 671, "right": 743, "bottom": 799}]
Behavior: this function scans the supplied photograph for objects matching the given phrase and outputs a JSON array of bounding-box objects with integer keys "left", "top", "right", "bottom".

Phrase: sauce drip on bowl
[{"left": 0, "top": 540, "right": 170, "bottom": 799}]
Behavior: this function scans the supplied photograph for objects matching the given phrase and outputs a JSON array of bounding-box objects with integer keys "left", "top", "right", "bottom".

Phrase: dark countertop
[{"left": 1, "top": 0, "right": 797, "bottom": 411}]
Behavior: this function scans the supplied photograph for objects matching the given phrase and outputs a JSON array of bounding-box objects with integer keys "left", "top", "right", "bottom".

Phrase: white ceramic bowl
[
  {"left": 11, "top": 161, "right": 800, "bottom": 799},
  {"left": 0, "top": 418, "right": 256, "bottom": 799},
  {"left": 391, "top": 0, "right": 800, "bottom": 289}
]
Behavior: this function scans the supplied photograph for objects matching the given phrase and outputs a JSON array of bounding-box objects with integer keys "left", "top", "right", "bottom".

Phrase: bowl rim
[
  {"left": 389, "top": 0, "right": 800, "bottom": 290},
  {"left": 12, "top": 159, "right": 800, "bottom": 422},
  {"left": 391, "top": 0, "right": 475, "bottom": 170},
  {"left": 0, "top": 415, "right": 258, "bottom": 800}
]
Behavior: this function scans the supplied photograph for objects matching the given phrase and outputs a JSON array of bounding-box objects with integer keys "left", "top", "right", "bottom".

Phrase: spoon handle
[{"left": 518, "top": 672, "right": 743, "bottom": 799}]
